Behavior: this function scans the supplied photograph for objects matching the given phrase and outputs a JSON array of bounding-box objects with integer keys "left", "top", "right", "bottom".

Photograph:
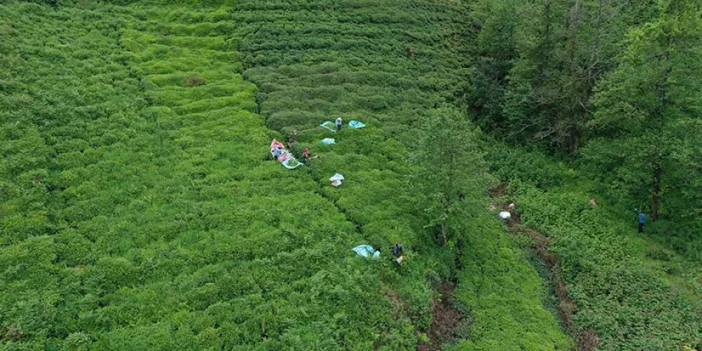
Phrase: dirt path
[
  {"left": 491, "top": 184, "right": 599, "bottom": 351},
  {"left": 418, "top": 282, "right": 467, "bottom": 351}
]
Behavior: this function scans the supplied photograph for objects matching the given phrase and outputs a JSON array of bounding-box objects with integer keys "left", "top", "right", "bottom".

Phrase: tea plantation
[
  {"left": 1, "top": 0, "right": 700, "bottom": 350},
  {"left": 232, "top": 1, "right": 572, "bottom": 349},
  {"left": 2, "top": 3, "right": 397, "bottom": 349}
]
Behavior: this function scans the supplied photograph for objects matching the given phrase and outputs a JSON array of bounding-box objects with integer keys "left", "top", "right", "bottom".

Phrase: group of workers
[
  {"left": 282, "top": 117, "right": 409, "bottom": 265},
  {"left": 284, "top": 117, "right": 345, "bottom": 165}
]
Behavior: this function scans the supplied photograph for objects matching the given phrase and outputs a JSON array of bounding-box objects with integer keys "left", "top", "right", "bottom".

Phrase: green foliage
[
  {"left": 414, "top": 106, "right": 491, "bottom": 247},
  {"left": 450, "top": 214, "right": 573, "bottom": 351},
  {"left": 516, "top": 186, "right": 701, "bottom": 351},
  {"left": 583, "top": 0, "right": 702, "bottom": 221},
  {"left": 466, "top": 0, "right": 661, "bottom": 152},
  {"left": 0, "top": 2, "right": 416, "bottom": 349},
  {"left": 469, "top": 4, "right": 702, "bottom": 348},
  {"left": 484, "top": 142, "right": 572, "bottom": 190},
  {"left": 487, "top": 140, "right": 702, "bottom": 351}
]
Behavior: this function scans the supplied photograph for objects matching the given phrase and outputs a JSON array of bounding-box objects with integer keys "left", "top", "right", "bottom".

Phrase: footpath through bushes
[{"left": 486, "top": 145, "right": 702, "bottom": 350}]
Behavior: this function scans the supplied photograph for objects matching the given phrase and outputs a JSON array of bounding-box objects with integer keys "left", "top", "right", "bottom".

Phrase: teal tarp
[
  {"left": 320, "top": 121, "right": 337, "bottom": 132},
  {"left": 349, "top": 120, "right": 366, "bottom": 129},
  {"left": 352, "top": 245, "right": 380, "bottom": 258}
]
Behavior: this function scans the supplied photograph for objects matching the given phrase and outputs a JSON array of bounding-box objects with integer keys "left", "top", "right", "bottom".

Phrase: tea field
[
  {"left": 0, "top": 2, "right": 409, "bottom": 349},
  {"left": 0, "top": 1, "right": 569, "bottom": 349},
  {"left": 232, "top": 1, "right": 576, "bottom": 349},
  {"left": 1, "top": 0, "right": 700, "bottom": 350}
]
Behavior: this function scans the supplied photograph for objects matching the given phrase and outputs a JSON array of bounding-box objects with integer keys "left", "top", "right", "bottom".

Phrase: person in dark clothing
[
  {"left": 637, "top": 210, "right": 647, "bottom": 233},
  {"left": 392, "top": 243, "right": 404, "bottom": 265},
  {"left": 392, "top": 243, "right": 403, "bottom": 257}
]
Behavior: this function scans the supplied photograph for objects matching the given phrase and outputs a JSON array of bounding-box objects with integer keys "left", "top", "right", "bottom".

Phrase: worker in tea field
[
  {"left": 335, "top": 117, "right": 343, "bottom": 131},
  {"left": 302, "top": 147, "right": 311, "bottom": 164},
  {"left": 392, "top": 243, "right": 404, "bottom": 265},
  {"left": 637, "top": 209, "right": 647, "bottom": 233}
]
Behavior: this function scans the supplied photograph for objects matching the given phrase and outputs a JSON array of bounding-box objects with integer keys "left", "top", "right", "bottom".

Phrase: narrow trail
[
  {"left": 419, "top": 282, "right": 468, "bottom": 351},
  {"left": 491, "top": 184, "right": 599, "bottom": 351}
]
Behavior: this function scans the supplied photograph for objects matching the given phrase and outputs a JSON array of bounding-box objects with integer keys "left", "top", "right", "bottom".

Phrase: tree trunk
[
  {"left": 441, "top": 222, "right": 448, "bottom": 246},
  {"left": 651, "top": 165, "right": 662, "bottom": 221}
]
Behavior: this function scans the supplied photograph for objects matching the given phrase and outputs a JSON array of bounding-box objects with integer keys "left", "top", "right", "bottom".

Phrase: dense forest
[
  {"left": 0, "top": 0, "right": 700, "bottom": 350},
  {"left": 466, "top": 0, "right": 701, "bottom": 222}
]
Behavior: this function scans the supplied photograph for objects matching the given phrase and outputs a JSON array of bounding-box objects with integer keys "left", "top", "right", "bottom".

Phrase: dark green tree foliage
[
  {"left": 583, "top": 0, "right": 702, "bottom": 221},
  {"left": 468, "top": 0, "right": 661, "bottom": 153},
  {"left": 415, "top": 107, "right": 489, "bottom": 248},
  {"left": 502, "top": 0, "right": 569, "bottom": 148},
  {"left": 463, "top": 0, "right": 519, "bottom": 135},
  {"left": 502, "top": 0, "right": 630, "bottom": 152}
]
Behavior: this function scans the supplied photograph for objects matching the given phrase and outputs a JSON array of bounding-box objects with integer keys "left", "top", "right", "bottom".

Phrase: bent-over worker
[
  {"left": 392, "top": 243, "right": 404, "bottom": 265},
  {"left": 335, "top": 117, "right": 343, "bottom": 131},
  {"left": 302, "top": 147, "right": 311, "bottom": 164}
]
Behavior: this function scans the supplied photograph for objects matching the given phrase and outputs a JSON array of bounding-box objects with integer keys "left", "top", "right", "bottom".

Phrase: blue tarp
[
  {"left": 349, "top": 120, "right": 366, "bottom": 129},
  {"left": 321, "top": 138, "right": 336, "bottom": 145},
  {"left": 352, "top": 245, "right": 380, "bottom": 258}
]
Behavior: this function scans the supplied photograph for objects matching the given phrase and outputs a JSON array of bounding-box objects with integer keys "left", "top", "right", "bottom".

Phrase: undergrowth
[{"left": 485, "top": 143, "right": 702, "bottom": 350}]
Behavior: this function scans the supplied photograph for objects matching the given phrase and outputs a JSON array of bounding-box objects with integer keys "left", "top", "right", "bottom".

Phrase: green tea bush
[{"left": 450, "top": 215, "right": 573, "bottom": 351}]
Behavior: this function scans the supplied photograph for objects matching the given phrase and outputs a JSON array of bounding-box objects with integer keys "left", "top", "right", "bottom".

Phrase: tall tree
[
  {"left": 464, "top": 0, "right": 519, "bottom": 133},
  {"left": 501, "top": 0, "right": 568, "bottom": 148},
  {"left": 583, "top": 0, "right": 702, "bottom": 221},
  {"left": 467, "top": 0, "right": 660, "bottom": 154},
  {"left": 415, "top": 106, "right": 490, "bottom": 249}
]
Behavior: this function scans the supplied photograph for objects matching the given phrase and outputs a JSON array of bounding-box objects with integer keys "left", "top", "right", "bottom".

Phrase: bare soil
[{"left": 418, "top": 282, "right": 466, "bottom": 351}]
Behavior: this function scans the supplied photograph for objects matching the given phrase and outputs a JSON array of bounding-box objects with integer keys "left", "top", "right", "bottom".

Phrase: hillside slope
[
  {"left": 1, "top": 0, "right": 588, "bottom": 350},
  {"left": 487, "top": 147, "right": 702, "bottom": 351},
  {"left": 231, "top": 1, "right": 572, "bottom": 349},
  {"left": 1, "top": 3, "right": 415, "bottom": 349}
]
